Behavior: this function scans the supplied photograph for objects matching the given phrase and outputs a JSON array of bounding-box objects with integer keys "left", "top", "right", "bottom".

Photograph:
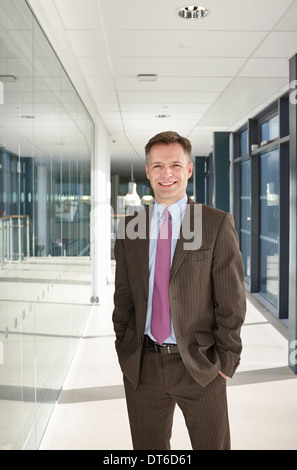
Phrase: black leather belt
[{"left": 144, "top": 335, "right": 179, "bottom": 354}]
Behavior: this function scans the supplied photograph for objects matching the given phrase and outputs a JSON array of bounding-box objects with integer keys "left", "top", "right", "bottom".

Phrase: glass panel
[
  {"left": 240, "top": 160, "right": 251, "bottom": 283},
  {"left": 259, "top": 149, "right": 279, "bottom": 307},
  {"left": 261, "top": 114, "right": 279, "bottom": 142},
  {"left": 239, "top": 129, "right": 248, "bottom": 156},
  {"left": 0, "top": 0, "right": 35, "bottom": 450},
  {"left": 0, "top": 0, "right": 94, "bottom": 449}
]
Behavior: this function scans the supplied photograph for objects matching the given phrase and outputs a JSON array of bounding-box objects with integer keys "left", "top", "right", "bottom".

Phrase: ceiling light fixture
[
  {"left": 176, "top": 5, "right": 209, "bottom": 19},
  {"left": 0, "top": 75, "right": 17, "bottom": 82},
  {"left": 21, "top": 115, "right": 35, "bottom": 119},
  {"left": 125, "top": 159, "right": 142, "bottom": 213},
  {"left": 141, "top": 182, "right": 154, "bottom": 206},
  {"left": 137, "top": 74, "right": 158, "bottom": 81}
]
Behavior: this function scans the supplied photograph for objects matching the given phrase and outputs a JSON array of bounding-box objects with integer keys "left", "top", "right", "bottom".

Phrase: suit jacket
[{"left": 112, "top": 198, "right": 246, "bottom": 390}]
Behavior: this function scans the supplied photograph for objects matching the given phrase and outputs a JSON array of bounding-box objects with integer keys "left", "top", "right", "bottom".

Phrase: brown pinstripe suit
[{"left": 113, "top": 198, "right": 246, "bottom": 449}]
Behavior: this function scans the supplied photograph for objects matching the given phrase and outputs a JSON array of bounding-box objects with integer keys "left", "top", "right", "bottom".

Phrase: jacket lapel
[
  {"left": 170, "top": 198, "right": 202, "bottom": 282},
  {"left": 134, "top": 206, "right": 151, "bottom": 298}
]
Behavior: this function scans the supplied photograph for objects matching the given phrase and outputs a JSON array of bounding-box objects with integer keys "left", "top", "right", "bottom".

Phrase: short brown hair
[{"left": 145, "top": 131, "right": 192, "bottom": 162}]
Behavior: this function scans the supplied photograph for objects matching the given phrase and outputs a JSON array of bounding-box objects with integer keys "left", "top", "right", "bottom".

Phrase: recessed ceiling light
[
  {"left": 176, "top": 6, "right": 209, "bottom": 19},
  {"left": 137, "top": 74, "right": 158, "bottom": 81}
]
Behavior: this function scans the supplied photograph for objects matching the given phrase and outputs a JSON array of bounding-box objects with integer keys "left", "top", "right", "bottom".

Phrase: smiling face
[{"left": 145, "top": 142, "right": 193, "bottom": 207}]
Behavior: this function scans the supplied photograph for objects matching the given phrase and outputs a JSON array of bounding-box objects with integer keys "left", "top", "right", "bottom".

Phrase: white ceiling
[{"left": 26, "top": 0, "right": 297, "bottom": 175}]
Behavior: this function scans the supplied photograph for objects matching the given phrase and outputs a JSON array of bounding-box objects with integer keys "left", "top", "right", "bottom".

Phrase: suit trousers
[{"left": 123, "top": 346, "right": 231, "bottom": 450}]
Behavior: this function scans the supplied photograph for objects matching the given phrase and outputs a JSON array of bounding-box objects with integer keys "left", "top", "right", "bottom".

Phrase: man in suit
[{"left": 112, "top": 131, "right": 246, "bottom": 450}]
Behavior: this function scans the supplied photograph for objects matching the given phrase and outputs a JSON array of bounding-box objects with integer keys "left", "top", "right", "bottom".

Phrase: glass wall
[
  {"left": 240, "top": 160, "right": 251, "bottom": 284},
  {"left": 234, "top": 98, "right": 289, "bottom": 322},
  {"left": 0, "top": 0, "right": 94, "bottom": 449},
  {"left": 259, "top": 149, "right": 279, "bottom": 307}
]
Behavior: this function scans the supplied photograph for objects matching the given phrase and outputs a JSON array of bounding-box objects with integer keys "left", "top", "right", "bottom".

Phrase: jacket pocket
[
  {"left": 187, "top": 330, "right": 220, "bottom": 376},
  {"left": 186, "top": 248, "right": 211, "bottom": 262}
]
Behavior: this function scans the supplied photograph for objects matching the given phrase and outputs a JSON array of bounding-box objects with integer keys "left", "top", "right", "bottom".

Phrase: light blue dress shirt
[{"left": 145, "top": 194, "right": 188, "bottom": 344}]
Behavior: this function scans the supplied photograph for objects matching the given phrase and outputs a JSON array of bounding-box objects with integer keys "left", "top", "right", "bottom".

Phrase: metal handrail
[{"left": 0, "top": 215, "right": 31, "bottom": 266}]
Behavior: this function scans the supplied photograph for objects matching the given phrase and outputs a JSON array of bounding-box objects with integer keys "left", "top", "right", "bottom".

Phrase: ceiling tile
[
  {"left": 199, "top": 77, "right": 288, "bottom": 127},
  {"left": 92, "top": 91, "right": 118, "bottom": 103},
  {"left": 86, "top": 76, "right": 116, "bottom": 92},
  {"left": 97, "top": 0, "right": 294, "bottom": 31},
  {"left": 78, "top": 57, "right": 111, "bottom": 76},
  {"left": 121, "top": 112, "right": 204, "bottom": 121},
  {"left": 66, "top": 29, "right": 107, "bottom": 57},
  {"left": 115, "top": 76, "right": 232, "bottom": 92},
  {"left": 254, "top": 32, "right": 297, "bottom": 58},
  {"left": 97, "top": 102, "right": 121, "bottom": 112},
  {"left": 100, "top": 111, "right": 122, "bottom": 121},
  {"left": 111, "top": 57, "right": 246, "bottom": 77},
  {"left": 118, "top": 91, "right": 219, "bottom": 103},
  {"left": 275, "top": 1, "right": 297, "bottom": 31},
  {"left": 54, "top": 0, "right": 100, "bottom": 29},
  {"left": 106, "top": 30, "right": 267, "bottom": 58},
  {"left": 238, "top": 58, "right": 289, "bottom": 77},
  {"left": 119, "top": 103, "right": 214, "bottom": 113}
]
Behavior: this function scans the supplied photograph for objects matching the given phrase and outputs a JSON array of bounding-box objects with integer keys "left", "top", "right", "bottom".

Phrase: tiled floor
[{"left": 40, "top": 284, "right": 297, "bottom": 450}]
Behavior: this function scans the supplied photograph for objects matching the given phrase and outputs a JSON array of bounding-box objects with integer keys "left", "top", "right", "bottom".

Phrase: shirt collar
[{"left": 154, "top": 194, "right": 188, "bottom": 222}]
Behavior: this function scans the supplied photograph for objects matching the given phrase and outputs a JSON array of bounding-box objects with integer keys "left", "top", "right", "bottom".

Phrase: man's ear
[
  {"left": 188, "top": 162, "right": 193, "bottom": 179},
  {"left": 145, "top": 163, "right": 150, "bottom": 180}
]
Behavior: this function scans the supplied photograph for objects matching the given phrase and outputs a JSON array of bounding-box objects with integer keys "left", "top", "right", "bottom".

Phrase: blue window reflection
[
  {"left": 240, "top": 160, "right": 251, "bottom": 283},
  {"left": 261, "top": 115, "right": 279, "bottom": 142},
  {"left": 259, "top": 149, "right": 279, "bottom": 307}
]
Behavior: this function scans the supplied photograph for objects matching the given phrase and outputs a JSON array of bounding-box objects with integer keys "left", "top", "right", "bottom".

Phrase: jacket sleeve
[
  {"left": 211, "top": 212, "right": 246, "bottom": 377},
  {"left": 112, "top": 219, "right": 134, "bottom": 345}
]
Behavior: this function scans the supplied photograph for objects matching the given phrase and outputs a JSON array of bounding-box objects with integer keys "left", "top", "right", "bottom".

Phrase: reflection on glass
[
  {"left": 259, "top": 150, "right": 279, "bottom": 307},
  {"left": 261, "top": 115, "right": 279, "bottom": 142},
  {"left": 240, "top": 160, "right": 251, "bottom": 283},
  {"left": 0, "top": 0, "right": 94, "bottom": 450},
  {"left": 239, "top": 129, "right": 248, "bottom": 156}
]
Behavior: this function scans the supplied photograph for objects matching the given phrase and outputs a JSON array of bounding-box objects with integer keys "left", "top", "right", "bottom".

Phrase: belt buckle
[{"left": 167, "top": 345, "right": 171, "bottom": 354}]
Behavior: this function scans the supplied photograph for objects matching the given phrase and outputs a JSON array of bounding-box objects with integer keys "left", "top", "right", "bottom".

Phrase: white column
[{"left": 91, "top": 120, "right": 111, "bottom": 304}]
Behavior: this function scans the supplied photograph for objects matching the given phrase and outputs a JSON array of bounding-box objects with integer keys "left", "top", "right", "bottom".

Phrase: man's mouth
[{"left": 158, "top": 181, "right": 177, "bottom": 187}]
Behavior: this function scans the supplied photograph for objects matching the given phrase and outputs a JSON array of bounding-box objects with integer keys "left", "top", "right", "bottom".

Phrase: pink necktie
[{"left": 151, "top": 208, "right": 172, "bottom": 345}]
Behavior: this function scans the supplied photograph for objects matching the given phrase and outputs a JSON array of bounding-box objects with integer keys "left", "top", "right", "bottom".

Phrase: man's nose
[{"left": 161, "top": 166, "right": 172, "bottom": 178}]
